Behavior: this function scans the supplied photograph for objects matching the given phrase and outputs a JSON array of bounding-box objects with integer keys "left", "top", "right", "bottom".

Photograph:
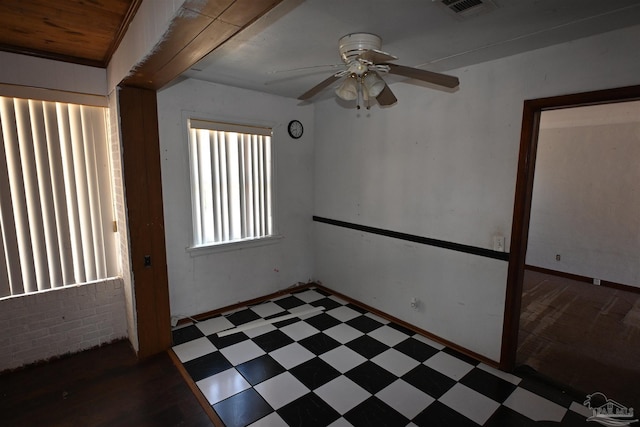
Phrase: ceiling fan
[{"left": 298, "top": 33, "right": 460, "bottom": 109}]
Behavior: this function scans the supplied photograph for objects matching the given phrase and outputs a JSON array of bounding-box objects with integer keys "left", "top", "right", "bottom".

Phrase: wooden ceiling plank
[
  {"left": 0, "top": 43, "right": 104, "bottom": 68},
  {"left": 0, "top": 0, "right": 286, "bottom": 83},
  {"left": 219, "top": 0, "right": 283, "bottom": 27},
  {"left": 0, "top": 0, "right": 135, "bottom": 67},
  {"left": 183, "top": 0, "right": 235, "bottom": 19},
  {"left": 0, "top": 1, "right": 126, "bottom": 36},
  {"left": 127, "top": 12, "right": 215, "bottom": 85},
  {"left": 123, "top": 0, "right": 285, "bottom": 90},
  {"left": 0, "top": 33, "right": 106, "bottom": 63},
  {"left": 141, "top": 20, "right": 240, "bottom": 89}
]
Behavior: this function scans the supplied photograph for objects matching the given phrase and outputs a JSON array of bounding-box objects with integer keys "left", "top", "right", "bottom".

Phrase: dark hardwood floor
[
  {"left": 0, "top": 340, "right": 213, "bottom": 427},
  {"left": 517, "top": 269, "right": 640, "bottom": 411}
]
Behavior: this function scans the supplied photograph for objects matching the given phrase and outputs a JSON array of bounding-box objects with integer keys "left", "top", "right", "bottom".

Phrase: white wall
[
  {"left": 0, "top": 52, "right": 106, "bottom": 97},
  {"left": 313, "top": 25, "right": 640, "bottom": 362},
  {"left": 527, "top": 102, "right": 640, "bottom": 287},
  {"left": 157, "top": 79, "right": 315, "bottom": 318}
]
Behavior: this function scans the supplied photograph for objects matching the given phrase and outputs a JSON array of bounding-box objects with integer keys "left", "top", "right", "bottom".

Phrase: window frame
[{"left": 185, "top": 116, "right": 280, "bottom": 254}]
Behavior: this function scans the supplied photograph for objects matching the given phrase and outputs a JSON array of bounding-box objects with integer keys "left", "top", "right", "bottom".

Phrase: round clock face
[{"left": 288, "top": 120, "right": 303, "bottom": 139}]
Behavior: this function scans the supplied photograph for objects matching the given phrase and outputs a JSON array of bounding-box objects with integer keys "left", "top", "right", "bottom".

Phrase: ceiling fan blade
[
  {"left": 386, "top": 64, "right": 459, "bottom": 88},
  {"left": 358, "top": 49, "right": 397, "bottom": 64},
  {"left": 298, "top": 74, "right": 342, "bottom": 100},
  {"left": 267, "top": 64, "right": 343, "bottom": 75},
  {"left": 376, "top": 84, "right": 397, "bottom": 106}
]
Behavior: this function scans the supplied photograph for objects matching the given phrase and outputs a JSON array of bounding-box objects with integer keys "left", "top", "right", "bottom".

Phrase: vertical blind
[
  {"left": 0, "top": 96, "right": 117, "bottom": 298},
  {"left": 189, "top": 119, "right": 273, "bottom": 246}
]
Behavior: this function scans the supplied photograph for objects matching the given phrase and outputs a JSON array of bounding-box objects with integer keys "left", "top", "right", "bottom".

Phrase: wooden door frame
[
  {"left": 118, "top": 86, "right": 172, "bottom": 359},
  {"left": 499, "top": 84, "right": 640, "bottom": 371},
  {"left": 114, "top": 0, "right": 285, "bottom": 359}
]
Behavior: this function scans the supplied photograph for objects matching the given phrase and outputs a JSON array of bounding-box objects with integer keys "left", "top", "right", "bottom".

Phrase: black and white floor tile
[{"left": 172, "top": 287, "right": 591, "bottom": 427}]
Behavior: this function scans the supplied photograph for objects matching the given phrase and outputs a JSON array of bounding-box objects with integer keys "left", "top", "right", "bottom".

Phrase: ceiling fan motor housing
[{"left": 339, "top": 33, "right": 382, "bottom": 64}]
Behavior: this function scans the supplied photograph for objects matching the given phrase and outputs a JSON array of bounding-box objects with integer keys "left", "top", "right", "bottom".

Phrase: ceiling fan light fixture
[
  {"left": 298, "top": 31, "right": 460, "bottom": 107},
  {"left": 335, "top": 75, "right": 359, "bottom": 101},
  {"left": 362, "top": 72, "right": 385, "bottom": 98}
]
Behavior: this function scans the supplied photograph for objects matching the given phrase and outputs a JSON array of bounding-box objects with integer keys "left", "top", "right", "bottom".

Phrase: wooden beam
[
  {"left": 183, "top": 0, "right": 235, "bottom": 19},
  {"left": 123, "top": 0, "right": 284, "bottom": 90},
  {"left": 118, "top": 86, "right": 172, "bottom": 359}
]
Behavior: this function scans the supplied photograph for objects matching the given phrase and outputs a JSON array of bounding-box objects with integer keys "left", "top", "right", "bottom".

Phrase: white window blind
[
  {"left": 188, "top": 119, "right": 274, "bottom": 247},
  {"left": 0, "top": 96, "right": 117, "bottom": 298}
]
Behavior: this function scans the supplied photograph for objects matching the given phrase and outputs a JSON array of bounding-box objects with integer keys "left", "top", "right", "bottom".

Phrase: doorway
[{"left": 500, "top": 85, "right": 640, "bottom": 398}]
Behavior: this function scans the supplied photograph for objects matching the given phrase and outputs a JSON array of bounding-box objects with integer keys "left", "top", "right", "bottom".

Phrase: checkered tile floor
[{"left": 171, "top": 287, "right": 591, "bottom": 427}]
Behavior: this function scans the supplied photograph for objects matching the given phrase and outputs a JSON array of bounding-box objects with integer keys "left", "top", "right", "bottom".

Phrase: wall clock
[{"left": 287, "top": 120, "right": 303, "bottom": 139}]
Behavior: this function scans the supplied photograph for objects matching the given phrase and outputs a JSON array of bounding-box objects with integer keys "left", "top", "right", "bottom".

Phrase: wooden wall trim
[
  {"left": 500, "top": 100, "right": 541, "bottom": 371},
  {"left": 525, "top": 265, "right": 592, "bottom": 284},
  {"left": 118, "top": 86, "right": 172, "bottom": 359},
  {"left": 314, "top": 216, "right": 509, "bottom": 261},
  {"left": 168, "top": 350, "right": 226, "bottom": 426},
  {"left": 500, "top": 84, "right": 640, "bottom": 371},
  {"left": 0, "top": 43, "right": 104, "bottom": 68},
  {"left": 526, "top": 265, "right": 640, "bottom": 294}
]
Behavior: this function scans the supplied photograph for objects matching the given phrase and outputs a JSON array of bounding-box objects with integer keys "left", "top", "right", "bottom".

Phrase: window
[
  {"left": 188, "top": 119, "right": 274, "bottom": 247},
  {"left": 0, "top": 96, "right": 117, "bottom": 299}
]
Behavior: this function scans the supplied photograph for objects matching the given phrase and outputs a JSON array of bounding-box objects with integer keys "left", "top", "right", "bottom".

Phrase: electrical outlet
[
  {"left": 493, "top": 235, "right": 505, "bottom": 252},
  {"left": 410, "top": 297, "right": 419, "bottom": 309},
  {"left": 555, "top": 254, "right": 561, "bottom": 261}
]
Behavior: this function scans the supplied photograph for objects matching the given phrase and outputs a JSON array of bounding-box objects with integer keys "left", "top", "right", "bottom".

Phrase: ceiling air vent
[{"left": 438, "top": 0, "right": 497, "bottom": 19}]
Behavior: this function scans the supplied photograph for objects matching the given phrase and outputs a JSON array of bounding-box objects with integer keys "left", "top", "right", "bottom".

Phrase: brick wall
[{"left": 0, "top": 278, "right": 127, "bottom": 372}]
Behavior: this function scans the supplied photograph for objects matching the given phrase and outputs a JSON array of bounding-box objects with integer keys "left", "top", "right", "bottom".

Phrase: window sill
[{"left": 187, "top": 235, "right": 283, "bottom": 257}]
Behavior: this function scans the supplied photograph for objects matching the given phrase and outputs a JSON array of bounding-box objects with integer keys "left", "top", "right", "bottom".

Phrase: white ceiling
[{"left": 182, "top": 0, "right": 640, "bottom": 101}]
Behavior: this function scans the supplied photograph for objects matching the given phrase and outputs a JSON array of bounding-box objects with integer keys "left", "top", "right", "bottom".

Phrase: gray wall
[{"left": 527, "top": 102, "right": 640, "bottom": 288}]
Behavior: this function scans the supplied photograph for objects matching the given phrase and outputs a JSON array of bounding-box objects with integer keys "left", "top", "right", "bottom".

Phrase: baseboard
[
  {"left": 174, "top": 282, "right": 315, "bottom": 327},
  {"left": 525, "top": 265, "right": 640, "bottom": 294},
  {"left": 173, "top": 281, "right": 499, "bottom": 369},
  {"left": 600, "top": 279, "right": 640, "bottom": 294},
  {"left": 313, "top": 283, "right": 500, "bottom": 369}
]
